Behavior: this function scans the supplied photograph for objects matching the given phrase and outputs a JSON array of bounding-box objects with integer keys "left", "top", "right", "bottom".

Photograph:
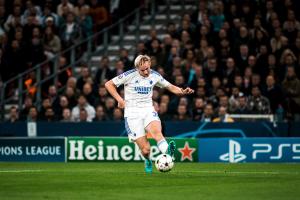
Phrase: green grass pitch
[{"left": 0, "top": 162, "right": 300, "bottom": 200}]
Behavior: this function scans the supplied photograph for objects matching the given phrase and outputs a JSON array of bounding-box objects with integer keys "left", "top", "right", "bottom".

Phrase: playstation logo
[{"left": 219, "top": 140, "right": 246, "bottom": 163}]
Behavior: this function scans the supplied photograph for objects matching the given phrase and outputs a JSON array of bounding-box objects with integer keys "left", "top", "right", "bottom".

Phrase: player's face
[{"left": 138, "top": 61, "right": 151, "bottom": 77}]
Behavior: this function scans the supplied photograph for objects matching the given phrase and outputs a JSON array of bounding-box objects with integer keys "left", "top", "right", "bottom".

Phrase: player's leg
[
  {"left": 135, "top": 136, "right": 151, "bottom": 159},
  {"left": 145, "top": 120, "right": 167, "bottom": 153},
  {"left": 125, "top": 117, "right": 152, "bottom": 173},
  {"left": 135, "top": 136, "right": 152, "bottom": 173},
  {"left": 145, "top": 120, "right": 176, "bottom": 159}
]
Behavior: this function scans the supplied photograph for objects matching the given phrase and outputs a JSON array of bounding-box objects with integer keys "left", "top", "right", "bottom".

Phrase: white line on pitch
[
  {"left": 0, "top": 169, "right": 44, "bottom": 173},
  {"left": 183, "top": 170, "right": 299, "bottom": 175}
]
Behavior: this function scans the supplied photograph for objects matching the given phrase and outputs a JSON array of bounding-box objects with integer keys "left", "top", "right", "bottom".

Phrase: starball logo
[{"left": 219, "top": 140, "right": 246, "bottom": 163}]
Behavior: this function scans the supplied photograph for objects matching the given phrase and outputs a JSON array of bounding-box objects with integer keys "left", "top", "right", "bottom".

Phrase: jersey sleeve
[
  {"left": 112, "top": 73, "right": 128, "bottom": 87},
  {"left": 155, "top": 76, "right": 171, "bottom": 88},
  {"left": 112, "top": 69, "right": 136, "bottom": 87}
]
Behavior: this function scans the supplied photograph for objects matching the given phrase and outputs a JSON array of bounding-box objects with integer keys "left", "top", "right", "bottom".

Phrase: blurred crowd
[
  {"left": 3, "top": 0, "right": 300, "bottom": 122},
  {"left": 0, "top": 0, "right": 141, "bottom": 94}
]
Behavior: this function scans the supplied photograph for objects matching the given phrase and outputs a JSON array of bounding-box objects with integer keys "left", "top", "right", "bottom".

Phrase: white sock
[{"left": 157, "top": 139, "right": 168, "bottom": 154}]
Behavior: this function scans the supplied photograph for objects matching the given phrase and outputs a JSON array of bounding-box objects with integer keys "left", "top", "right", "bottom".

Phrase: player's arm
[
  {"left": 166, "top": 84, "right": 194, "bottom": 96},
  {"left": 104, "top": 80, "right": 125, "bottom": 108}
]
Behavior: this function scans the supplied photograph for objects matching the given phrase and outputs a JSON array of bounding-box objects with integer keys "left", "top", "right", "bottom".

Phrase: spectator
[
  {"left": 61, "top": 107, "right": 72, "bottom": 122},
  {"left": 158, "top": 102, "right": 171, "bottom": 121},
  {"left": 191, "top": 0, "right": 207, "bottom": 26},
  {"left": 1, "top": 40, "right": 27, "bottom": 81},
  {"left": 4, "top": 6, "right": 22, "bottom": 33},
  {"left": 54, "top": 95, "right": 70, "bottom": 119},
  {"left": 267, "top": 54, "right": 279, "bottom": 78},
  {"left": 79, "top": 108, "right": 88, "bottom": 122},
  {"left": 43, "top": 26, "right": 61, "bottom": 59},
  {"left": 65, "top": 86, "right": 78, "bottom": 108},
  {"left": 43, "top": 107, "right": 56, "bottom": 122},
  {"left": 251, "top": 73, "right": 261, "bottom": 88},
  {"left": 115, "top": 60, "right": 125, "bottom": 76},
  {"left": 104, "top": 97, "right": 116, "bottom": 120},
  {"left": 195, "top": 86, "right": 207, "bottom": 99},
  {"left": 280, "top": 49, "right": 299, "bottom": 79},
  {"left": 203, "top": 58, "right": 222, "bottom": 84},
  {"left": 248, "top": 86, "right": 271, "bottom": 114},
  {"left": 192, "top": 97, "right": 205, "bottom": 121},
  {"left": 149, "top": 39, "right": 165, "bottom": 66},
  {"left": 113, "top": 108, "right": 123, "bottom": 121},
  {"left": 213, "top": 106, "right": 234, "bottom": 122},
  {"left": 173, "top": 104, "right": 191, "bottom": 121},
  {"left": 48, "top": 85, "right": 59, "bottom": 107},
  {"left": 27, "top": 106, "right": 39, "bottom": 122},
  {"left": 109, "top": 0, "right": 121, "bottom": 24},
  {"left": 82, "top": 82, "right": 95, "bottom": 105},
  {"left": 223, "top": 57, "right": 239, "bottom": 88},
  {"left": 57, "top": 0, "right": 74, "bottom": 17},
  {"left": 66, "top": 76, "right": 78, "bottom": 92},
  {"left": 145, "top": 29, "right": 160, "bottom": 51},
  {"left": 27, "top": 27, "right": 46, "bottom": 68},
  {"left": 93, "top": 84, "right": 107, "bottom": 107},
  {"left": 200, "top": 103, "right": 214, "bottom": 122},
  {"left": 209, "top": 76, "right": 222, "bottom": 96},
  {"left": 235, "top": 44, "right": 250, "bottom": 74},
  {"left": 77, "top": 65, "right": 91, "bottom": 91},
  {"left": 23, "top": 15, "right": 40, "bottom": 43},
  {"left": 135, "top": 41, "right": 148, "bottom": 58},
  {"left": 270, "top": 28, "right": 287, "bottom": 54},
  {"left": 255, "top": 45, "right": 270, "bottom": 80},
  {"left": 209, "top": 2, "right": 225, "bottom": 33},
  {"left": 39, "top": 97, "right": 52, "bottom": 120},
  {"left": 282, "top": 66, "right": 300, "bottom": 121},
  {"left": 89, "top": 0, "right": 109, "bottom": 33},
  {"left": 59, "top": 12, "right": 81, "bottom": 50},
  {"left": 119, "top": 48, "right": 132, "bottom": 70},
  {"left": 20, "top": 96, "right": 33, "bottom": 120},
  {"left": 7, "top": 106, "right": 19, "bottom": 123},
  {"left": 219, "top": 95, "right": 229, "bottom": 110},
  {"left": 95, "top": 56, "right": 115, "bottom": 86},
  {"left": 93, "top": 105, "right": 107, "bottom": 121},
  {"left": 71, "top": 95, "right": 95, "bottom": 122},
  {"left": 233, "top": 94, "right": 251, "bottom": 114},
  {"left": 78, "top": 6, "right": 93, "bottom": 38},
  {"left": 42, "top": 6, "right": 60, "bottom": 28},
  {"left": 22, "top": 0, "right": 42, "bottom": 25},
  {"left": 228, "top": 87, "right": 241, "bottom": 111},
  {"left": 263, "top": 75, "right": 283, "bottom": 113},
  {"left": 57, "top": 56, "right": 72, "bottom": 88},
  {"left": 74, "top": 0, "right": 90, "bottom": 16}
]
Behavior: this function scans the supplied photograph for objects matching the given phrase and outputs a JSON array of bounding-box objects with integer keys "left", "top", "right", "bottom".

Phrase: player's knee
[{"left": 151, "top": 132, "right": 164, "bottom": 141}]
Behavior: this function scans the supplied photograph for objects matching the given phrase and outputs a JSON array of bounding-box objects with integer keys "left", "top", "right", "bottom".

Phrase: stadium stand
[{"left": 0, "top": 0, "right": 300, "bottom": 123}]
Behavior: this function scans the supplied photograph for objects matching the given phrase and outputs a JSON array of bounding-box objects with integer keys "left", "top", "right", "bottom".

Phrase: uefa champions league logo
[{"left": 219, "top": 140, "right": 246, "bottom": 163}]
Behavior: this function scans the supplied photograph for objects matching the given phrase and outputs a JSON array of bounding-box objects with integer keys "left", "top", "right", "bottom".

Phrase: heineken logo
[
  {"left": 67, "top": 137, "right": 198, "bottom": 162},
  {"left": 68, "top": 139, "right": 159, "bottom": 161}
]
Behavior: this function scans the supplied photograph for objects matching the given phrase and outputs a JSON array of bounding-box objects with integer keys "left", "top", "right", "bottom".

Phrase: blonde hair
[{"left": 134, "top": 55, "right": 151, "bottom": 68}]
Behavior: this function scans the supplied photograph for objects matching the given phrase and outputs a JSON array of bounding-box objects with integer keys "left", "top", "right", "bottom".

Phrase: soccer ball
[{"left": 155, "top": 154, "right": 174, "bottom": 172}]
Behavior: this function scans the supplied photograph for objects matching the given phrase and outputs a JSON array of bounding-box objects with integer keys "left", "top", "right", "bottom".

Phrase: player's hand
[
  {"left": 117, "top": 99, "right": 125, "bottom": 109},
  {"left": 182, "top": 87, "right": 194, "bottom": 95}
]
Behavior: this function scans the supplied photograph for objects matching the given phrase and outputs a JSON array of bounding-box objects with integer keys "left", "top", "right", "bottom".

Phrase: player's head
[{"left": 134, "top": 55, "right": 151, "bottom": 77}]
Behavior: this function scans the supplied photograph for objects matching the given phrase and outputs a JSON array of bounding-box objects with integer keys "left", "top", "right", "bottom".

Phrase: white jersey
[{"left": 112, "top": 69, "right": 170, "bottom": 117}]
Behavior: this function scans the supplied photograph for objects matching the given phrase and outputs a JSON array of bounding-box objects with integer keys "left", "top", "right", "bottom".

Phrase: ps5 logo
[
  {"left": 219, "top": 140, "right": 300, "bottom": 162},
  {"left": 252, "top": 143, "right": 300, "bottom": 160},
  {"left": 219, "top": 140, "right": 246, "bottom": 163}
]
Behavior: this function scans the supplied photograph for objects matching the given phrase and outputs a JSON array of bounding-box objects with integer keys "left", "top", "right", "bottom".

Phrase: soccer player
[{"left": 105, "top": 55, "right": 194, "bottom": 173}]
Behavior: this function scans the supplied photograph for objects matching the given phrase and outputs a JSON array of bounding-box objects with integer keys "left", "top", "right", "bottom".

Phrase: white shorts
[{"left": 124, "top": 107, "right": 160, "bottom": 142}]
